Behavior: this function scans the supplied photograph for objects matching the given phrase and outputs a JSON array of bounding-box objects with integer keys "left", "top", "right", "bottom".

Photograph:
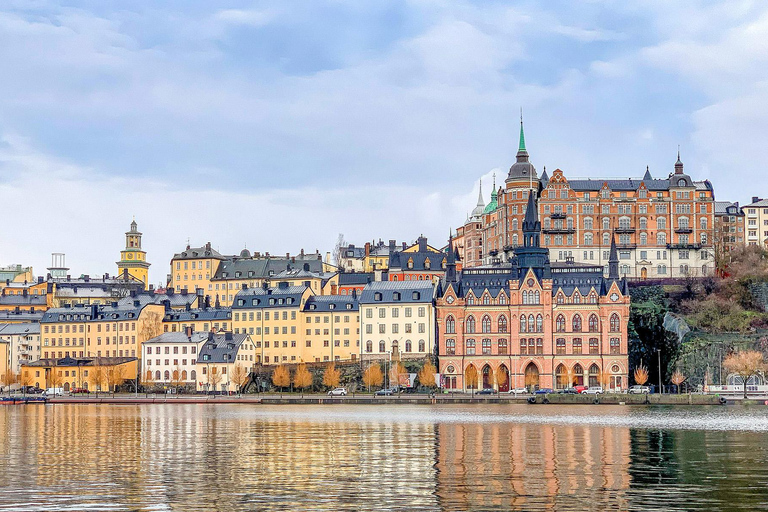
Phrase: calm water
[{"left": 1, "top": 404, "right": 768, "bottom": 511}]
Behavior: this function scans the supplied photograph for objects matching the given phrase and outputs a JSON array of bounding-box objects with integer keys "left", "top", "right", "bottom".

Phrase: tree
[
  {"left": 495, "top": 367, "right": 507, "bottom": 391},
  {"left": 19, "top": 370, "right": 33, "bottom": 395},
  {"left": 89, "top": 366, "right": 106, "bottom": 393},
  {"left": 271, "top": 364, "right": 290, "bottom": 392},
  {"left": 634, "top": 365, "right": 649, "bottom": 386},
  {"left": 724, "top": 350, "right": 767, "bottom": 399},
  {"left": 671, "top": 370, "right": 686, "bottom": 394},
  {"left": 322, "top": 363, "right": 341, "bottom": 389},
  {"left": 171, "top": 366, "right": 185, "bottom": 391},
  {"left": 418, "top": 361, "right": 437, "bottom": 389},
  {"left": 139, "top": 311, "right": 164, "bottom": 341},
  {"left": 333, "top": 233, "right": 347, "bottom": 267},
  {"left": 389, "top": 361, "right": 406, "bottom": 390},
  {"left": 362, "top": 364, "right": 383, "bottom": 391},
  {"left": 293, "top": 363, "right": 313, "bottom": 396},
  {"left": 465, "top": 365, "right": 479, "bottom": 395},
  {"left": 113, "top": 365, "right": 127, "bottom": 392},
  {"left": 2, "top": 371, "right": 17, "bottom": 394},
  {"left": 49, "top": 366, "right": 63, "bottom": 392},
  {"left": 207, "top": 366, "right": 223, "bottom": 393},
  {"left": 140, "top": 370, "right": 155, "bottom": 393},
  {"left": 231, "top": 364, "right": 249, "bottom": 394}
]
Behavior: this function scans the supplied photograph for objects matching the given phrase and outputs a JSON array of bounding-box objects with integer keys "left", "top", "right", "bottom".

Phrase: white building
[
  {"left": 0, "top": 323, "right": 41, "bottom": 374},
  {"left": 142, "top": 330, "right": 206, "bottom": 389}
]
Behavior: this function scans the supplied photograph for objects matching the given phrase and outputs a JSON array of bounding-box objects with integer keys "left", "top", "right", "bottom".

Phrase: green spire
[{"left": 518, "top": 109, "right": 526, "bottom": 152}]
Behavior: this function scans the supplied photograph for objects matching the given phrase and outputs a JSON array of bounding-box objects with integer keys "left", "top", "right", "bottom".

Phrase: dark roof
[
  {"left": 25, "top": 356, "right": 137, "bottom": 367},
  {"left": 342, "top": 245, "right": 366, "bottom": 259},
  {"left": 41, "top": 303, "right": 151, "bottom": 323},
  {"left": 389, "top": 251, "right": 446, "bottom": 272},
  {"left": 303, "top": 295, "right": 358, "bottom": 312},
  {"left": 0, "top": 323, "right": 41, "bottom": 336},
  {"left": 359, "top": 281, "right": 435, "bottom": 304},
  {"left": 338, "top": 272, "right": 375, "bottom": 285},
  {"left": 0, "top": 311, "right": 43, "bottom": 323},
  {"left": 197, "top": 333, "right": 249, "bottom": 363},
  {"left": 564, "top": 176, "right": 713, "bottom": 192},
  {"left": 231, "top": 286, "right": 309, "bottom": 309},
  {"left": 715, "top": 201, "right": 744, "bottom": 216},
  {"left": 119, "top": 292, "right": 200, "bottom": 309},
  {"left": 0, "top": 295, "right": 47, "bottom": 306},
  {"left": 163, "top": 308, "right": 232, "bottom": 322},
  {"left": 173, "top": 244, "right": 226, "bottom": 260},
  {"left": 212, "top": 257, "right": 325, "bottom": 281},
  {"left": 145, "top": 331, "right": 209, "bottom": 345}
]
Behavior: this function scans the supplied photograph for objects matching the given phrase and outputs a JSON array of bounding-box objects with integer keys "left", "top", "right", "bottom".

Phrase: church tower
[{"left": 117, "top": 219, "right": 150, "bottom": 288}]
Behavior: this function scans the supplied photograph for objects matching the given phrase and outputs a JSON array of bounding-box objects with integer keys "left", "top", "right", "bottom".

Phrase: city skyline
[{"left": 2, "top": 2, "right": 768, "bottom": 284}]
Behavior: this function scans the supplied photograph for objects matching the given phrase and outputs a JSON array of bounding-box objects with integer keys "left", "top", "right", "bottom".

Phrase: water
[{"left": 1, "top": 404, "right": 767, "bottom": 511}]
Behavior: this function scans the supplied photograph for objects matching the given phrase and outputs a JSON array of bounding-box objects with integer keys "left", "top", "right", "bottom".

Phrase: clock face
[
  {"left": 446, "top": 296, "right": 454, "bottom": 304},
  {"left": 127, "top": 253, "right": 133, "bottom": 260},
  {"left": 610, "top": 293, "right": 619, "bottom": 301}
]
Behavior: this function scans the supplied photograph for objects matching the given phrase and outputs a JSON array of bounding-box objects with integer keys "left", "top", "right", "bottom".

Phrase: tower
[
  {"left": 513, "top": 189, "right": 550, "bottom": 277},
  {"left": 506, "top": 111, "right": 537, "bottom": 185},
  {"left": 608, "top": 231, "right": 619, "bottom": 280},
  {"left": 117, "top": 219, "right": 150, "bottom": 288}
]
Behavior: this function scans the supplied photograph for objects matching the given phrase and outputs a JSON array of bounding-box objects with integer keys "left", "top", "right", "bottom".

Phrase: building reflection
[{"left": 435, "top": 421, "right": 631, "bottom": 510}]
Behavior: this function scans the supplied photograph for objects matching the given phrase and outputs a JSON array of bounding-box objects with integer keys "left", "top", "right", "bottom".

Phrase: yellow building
[
  {"left": 117, "top": 220, "right": 150, "bottom": 288},
  {"left": 22, "top": 356, "right": 139, "bottom": 392},
  {"left": 301, "top": 295, "right": 360, "bottom": 363},
  {"left": 169, "top": 242, "right": 227, "bottom": 295},
  {"left": 162, "top": 307, "right": 232, "bottom": 334},
  {"left": 0, "top": 340, "right": 9, "bottom": 387},
  {"left": 40, "top": 302, "right": 165, "bottom": 368},
  {"left": 195, "top": 332, "right": 256, "bottom": 392}
]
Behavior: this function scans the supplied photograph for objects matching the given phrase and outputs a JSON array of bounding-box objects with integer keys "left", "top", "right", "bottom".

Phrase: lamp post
[{"left": 657, "top": 348, "right": 663, "bottom": 394}]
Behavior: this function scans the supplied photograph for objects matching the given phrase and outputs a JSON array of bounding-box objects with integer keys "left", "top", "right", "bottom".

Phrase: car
[
  {"left": 476, "top": 388, "right": 497, "bottom": 395},
  {"left": 71, "top": 388, "right": 90, "bottom": 394},
  {"left": 375, "top": 388, "right": 396, "bottom": 396},
  {"left": 628, "top": 385, "right": 650, "bottom": 394},
  {"left": 574, "top": 385, "right": 589, "bottom": 394},
  {"left": 534, "top": 388, "right": 554, "bottom": 395},
  {"left": 508, "top": 387, "right": 529, "bottom": 395},
  {"left": 22, "top": 386, "right": 44, "bottom": 394},
  {"left": 327, "top": 387, "right": 348, "bottom": 396},
  {"left": 585, "top": 386, "right": 604, "bottom": 394},
  {"left": 558, "top": 387, "right": 578, "bottom": 394}
]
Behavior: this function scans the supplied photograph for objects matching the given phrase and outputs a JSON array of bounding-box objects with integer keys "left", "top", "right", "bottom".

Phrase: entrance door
[
  {"left": 524, "top": 363, "right": 540, "bottom": 391},
  {"left": 497, "top": 365, "right": 510, "bottom": 392},
  {"left": 482, "top": 365, "right": 492, "bottom": 389}
]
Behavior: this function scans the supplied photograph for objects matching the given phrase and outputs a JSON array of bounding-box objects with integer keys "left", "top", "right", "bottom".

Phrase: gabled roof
[
  {"left": 359, "top": 281, "right": 435, "bottom": 304},
  {"left": 145, "top": 331, "right": 209, "bottom": 345},
  {"left": 197, "top": 333, "right": 250, "bottom": 363},
  {"left": 303, "top": 295, "right": 359, "bottom": 312},
  {"left": 389, "top": 251, "right": 446, "bottom": 272},
  {"left": 231, "top": 286, "right": 310, "bottom": 309}
]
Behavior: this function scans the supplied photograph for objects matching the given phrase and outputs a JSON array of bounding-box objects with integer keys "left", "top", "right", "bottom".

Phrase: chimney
[
  {"left": 418, "top": 236, "right": 427, "bottom": 252},
  {"left": 37, "top": 276, "right": 43, "bottom": 284},
  {"left": 753, "top": 196, "right": 760, "bottom": 204},
  {"left": 149, "top": 284, "right": 154, "bottom": 292},
  {"left": 162, "top": 299, "right": 171, "bottom": 312},
  {"left": 351, "top": 289, "right": 357, "bottom": 299},
  {"left": 291, "top": 257, "right": 295, "bottom": 263},
  {"left": 181, "top": 289, "right": 188, "bottom": 296},
  {"left": 185, "top": 326, "right": 193, "bottom": 339},
  {"left": 91, "top": 304, "right": 98, "bottom": 318},
  {"left": 84, "top": 275, "right": 90, "bottom": 282},
  {"left": 134, "top": 300, "right": 141, "bottom": 307},
  {"left": 262, "top": 282, "right": 268, "bottom": 290},
  {"left": 225, "top": 331, "right": 233, "bottom": 341},
  {"left": 300, "top": 248, "right": 305, "bottom": 256},
  {"left": 167, "top": 287, "right": 175, "bottom": 296},
  {"left": 111, "top": 301, "right": 118, "bottom": 308},
  {"left": 206, "top": 242, "right": 212, "bottom": 251},
  {"left": 185, "top": 302, "right": 191, "bottom": 311},
  {"left": 130, "top": 289, "right": 137, "bottom": 298},
  {"left": 204, "top": 295, "right": 211, "bottom": 309},
  {"left": 389, "top": 239, "right": 396, "bottom": 253},
  {"left": 325, "top": 251, "right": 331, "bottom": 263},
  {"left": 66, "top": 274, "right": 71, "bottom": 280},
  {"left": 286, "top": 252, "right": 290, "bottom": 259},
  {"left": 242, "top": 283, "right": 247, "bottom": 290},
  {"left": 365, "top": 242, "right": 370, "bottom": 257}
]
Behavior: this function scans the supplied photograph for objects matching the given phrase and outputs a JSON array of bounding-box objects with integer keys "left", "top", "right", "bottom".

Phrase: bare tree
[
  {"left": 89, "top": 366, "right": 106, "bottom": 393},
  {"left": 231, "top": 363, "right": 249, "bottom": 395},
  {"left": 139, "top": 312, "right": 164, "bottom": 342},
  {"left": 207, "top": 366, "right": 223, "bottom": 393},
  {"left": 724, "top": 350, "right": 767, "bottom": 399},
  {"left": 1, "top": 371, "right": 17, "bottom": 394},
  {"left": 333, "top": 233, "right": 347, "bottom": 267},
  {"left": 271, "top": 364, "right": 290, "bottom": 393}
]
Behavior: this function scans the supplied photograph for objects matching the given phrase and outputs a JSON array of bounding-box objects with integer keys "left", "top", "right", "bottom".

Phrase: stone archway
[
  {"left": 481, "top": 365, "right": 493, "bottom": 389},
  {"left": 524, "top": 362, "right": 540, "bottom": 391},
  {"left": 555, "top": 364, "right": 568, "bottom": 389},
  {"left": 572, "top": 363, "right": 584, "bottom": 386},
  {"left": 497, "top": 364, "right": 510, "bottom": 392}
]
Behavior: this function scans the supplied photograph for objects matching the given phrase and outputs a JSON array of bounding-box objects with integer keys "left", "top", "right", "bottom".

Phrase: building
[
  {"left": 359, "top": 280, "right": 437, "bottom": 362},
  {"left": 338, "top": 245, "right": 366, "bottom": 272},
  {"left": 0, "top": 288, "right": 49, "bottom": 313},
  {"left": 388, "top": 236, "right": 449, "bottom": 283},
  {"left": 339, "top": 239, "right": 410, "bottom": 272},
  {"left": 169, "top": 242, "right": 227, "bottom": 295},
  {"left": 116, "top": 220, "right": 151, "bottom": 288},
  {"left": 0, "top": 265, "right": 34, "bottom": 287},
  {"left": 39, "top": 301, "right": 165, "bottom": 366},
  {"left": 231, "top": 284, "right": 313, "bottom": 365},
  {"left": 714, "top": 201, "right": 746, "bottom": 270},
  {"left": 195, "top": 332, "right": 256, "bottom": 392},
  {"left": 301, "top": 294, "right": 360, "bottom": 363},
  {"left": 21, "top": 355, "right": 138, "bottom": 392},
  {"left": 0, "top": 323, "right": 41, "bottom": 374},
  {"left": 337, "top": 272, "right": 375, "bottom": 296},
  {"left": 742, "top": 197, "right": 768, "bottom": 247},
  {"left": 162, "top": 307, "right": 232, "bottom": 334},
  {"left": 0, "top": 311, "right": 44, "bottom": 324},
  {"left": 437, "top": 191, "right": 630, "bottom": 392},
  {"left": 455, "top": 120, "right": 716, "bottom": 279},
  {"left": 142, "top": 330, "right": 206, "bottom": 389}
]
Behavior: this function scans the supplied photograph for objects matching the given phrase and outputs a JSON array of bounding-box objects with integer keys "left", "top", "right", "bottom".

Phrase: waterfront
[{"left": 1, "top": 405, "right": 768, "bottom": 511}]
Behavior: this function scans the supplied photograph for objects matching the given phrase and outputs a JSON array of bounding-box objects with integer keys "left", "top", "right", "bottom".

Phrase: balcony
[
  {"left": 615, "top": 227, "right": 636, "bottom": 234},
  {"left": 550, "top": 212, "right": 567, "bottom": 219},
  {"left": 667, "top": 243, "right": 702, "bottom": 250},
  {"left": 675, "top": 227, "right": 693, "bottom": 234},
  {"left": 542, "top": 227, "right": 575, "bottom": 234}
]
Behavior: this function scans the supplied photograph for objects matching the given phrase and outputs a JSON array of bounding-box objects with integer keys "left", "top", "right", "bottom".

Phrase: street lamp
[{"left": 657, "top": 348, "right": 663, "bottom": 394}]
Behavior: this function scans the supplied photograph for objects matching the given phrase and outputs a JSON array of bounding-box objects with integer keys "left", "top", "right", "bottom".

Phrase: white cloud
[{"left": 215, "top": 9, "right": 274, "bottom": 27}]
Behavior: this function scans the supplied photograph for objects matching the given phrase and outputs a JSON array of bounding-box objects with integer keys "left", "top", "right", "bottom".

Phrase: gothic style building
[
  {"left": 437, "top": 191, "right": 630, "bottom": 392},
  {"left": 454, "top": 121, "right": 716, "bottom": 279}
]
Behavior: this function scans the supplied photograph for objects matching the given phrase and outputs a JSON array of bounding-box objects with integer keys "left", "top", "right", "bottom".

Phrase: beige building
[
  {"left": 359, "top": 281, "right": 437, "bottom": 363},
  {"left": 195, "top": 332, "right": 256, "bottom": 392},
  {"left": 142, "top": 331, "right": 206, "bottom": 389},
  {"left": 0, "top": 323, "right": 41, "bottom": 374},
  {"left": 743, "top": 197, "right": 768, "bottom": 247}
]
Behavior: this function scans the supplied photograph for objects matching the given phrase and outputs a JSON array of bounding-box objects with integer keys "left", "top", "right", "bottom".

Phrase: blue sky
[{"left": 2, "top": 1, "right": 768, "bottom": 284}]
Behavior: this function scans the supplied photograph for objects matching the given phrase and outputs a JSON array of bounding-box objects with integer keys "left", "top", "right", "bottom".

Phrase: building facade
[
  {"left": 195, "top": 332, "right": 256, "bottom": 392},
  {"left": 142, "top": 331, "right": 206, "bottom": 389},
  {"left": 116, "top": 220, "right": 150, "bottom": 287},
  {"left": 742, "top": 197, "right": 768, "bottom": 247},
  {"left": 22, "top": 356, "right": 138, "bottom": 392},
  {"left": 437, "top": 191, "right": 630, "bottom": 392},
  {"left": 388, "top": 236, "right": 449, "bottom": 283},
  {"left": 0, "top": 323, "right": 41, "bottom": 374},
  {"left": 456, "top": 121, "right": 716, "bottom": 279}
]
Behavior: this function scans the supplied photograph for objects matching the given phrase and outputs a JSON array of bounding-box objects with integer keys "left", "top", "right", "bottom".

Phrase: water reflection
[{"left": 0, "top": 405, "right": 767, "bottom": 511}]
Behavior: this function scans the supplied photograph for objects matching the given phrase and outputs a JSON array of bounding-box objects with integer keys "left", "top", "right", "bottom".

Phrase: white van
[{"left": 45, "top": 387, "right": 63, "bottom": 396}]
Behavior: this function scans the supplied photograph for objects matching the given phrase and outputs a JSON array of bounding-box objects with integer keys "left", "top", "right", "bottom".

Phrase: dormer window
[
  {"left": 329, "top": 304, "right": 335, "bottom": 310},
  {"left": 412, "top": 291, "right": 420, "bottom": 300},
  {"left": 374, "top": 292, "right": 382, "bottom": 301},
  {"left": 424, "top": 258, "right": 431, "bottom": 270},
  {"left": 393, "top": 292, "right": 401, "bottom": 301},
  {"left": 407, "top": 258, "right": 414, "bottom": 269},
  {"left": 269, "top": 298, "right": 275, "bottom": 305},
  {"left": 346, "top": 304, "right": 352, "bottom": 310}
]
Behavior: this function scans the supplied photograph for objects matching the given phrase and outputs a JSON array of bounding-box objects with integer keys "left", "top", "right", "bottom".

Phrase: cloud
[
  {"left": 215, "top": 9, "right": 274, "bottom": 27},
  {"left": 552, "top": 25, "right": 625, "bottom": 42}
]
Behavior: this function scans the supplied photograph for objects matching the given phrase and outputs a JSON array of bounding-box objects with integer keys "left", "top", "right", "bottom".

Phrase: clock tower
[{"left": 117, "top": 219, "right": 150, "bottom": 288}]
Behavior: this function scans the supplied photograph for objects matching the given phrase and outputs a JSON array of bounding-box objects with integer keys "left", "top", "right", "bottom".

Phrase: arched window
[
  {"left": 512, "top": 219, "right": 518, "bottom": 231},
  {"left": 512, "top": 234, "right": 518, "bottom": 246},
  {"left": 419, "top": 340, "right": 425, "bottom": 352},
  {"left": 366, "top": 340, "right": 373, "bottom": 352},
  {"left": 172, "top": 370, "right": 179, "bottom": 382},
  {"left": 555, "top": 363, "right": 567, "bottom": 388},
  {"left": 498, "top": 293, "right": 507, "bottom": 305},
  {"left": 610, "top": 313, "right": 621, "bottom": 332},
  {"left": 522, "top": 290, "right": 529, "bottom": 304},
  {"left": 602, "top": 217, "right": 610, "bottom": 230},
  {"left": 528, "top": 314, "right": 535, "bottom": 333},
  {"left": 164, "top": 370, "right": 170, "bottom": 381},
  {"left": 640, "top": 233, "right": 647, "bottom": 245},
  {"left": 182, "top": 370, "right": 187, "bottom": 380},
  {"left": 445, "top": 315, "right": 456, "bottom": 334},
  {"left": 483, "top": 294, "right": 490, "bottom": 305},
  {"left": 589, "top": 363, "right": 601, "bottom": 387},
  {"left": 191, "top": 370, "right": 196, "bottom": 381},
  {"left": 572, "top": 314, "right": 582, "bottom": 332},
  {"left": 520, "top": 315, "right": 527, "bottom": 333},
  {"left": 556, "top": 314, "right": 566, "bottom": 332},
  {"left": 536, "top": 314, "right": 543, "bottom": 332},
  {"left": 405, "top": 340, "right": 412, "bottom": 352},
  {"left": 379, "top": 340, "right": 386, "bottom": 352},
  {"left": 534, "top": 291, "right": 540, "bottom": 304},
  {"left": 573, "top": 293, "right": 581, "bottom": 304},
  {"left": 498, "top": 315, "right": 508, "bottom": 333},
  {"left": 156, "top": 371, "right": 161, "bottom": 381},
  {"left": 589, "top": 314, "right": 599, "bottom": 332},
  {"left": 482, "top": 315, "right": 492, "bottom": 333},
  {"left": 657, "top": 217, "right": 667, "bottom": 229},
  {"left": 466, "top": 295, "right": 474, "bottom": 305},
  {"left": 466, "top": 316, "right": 476, "bottom": 334},
  {"left": 603, "top": 232, "right": 610, "bottom": 245},
  {"left": 584, "top": 217, "right": 593, "bottom": 230},
  {"left": 700, "top": 217, "right": 708, "bottom": 230},
  {"left": 584, "top": 233, "right": 593, "bottom": 245},
  {"left": 657, "top": 232, "right": 667, "bottom": 245},
  {"left": 639, "top": 217, "right": 647, "bottom": 230}
]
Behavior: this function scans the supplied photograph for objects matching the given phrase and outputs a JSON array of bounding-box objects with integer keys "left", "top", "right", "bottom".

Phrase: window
[
  {"left": 445, "top": 316, "right": 455, "bottom": 334},
  {"left": 466, "top": 316, "right": 476, "bottom": 333},
  {"left": 657, "top": 232, "right": 667, "bottom": 245},
  {"left": 498, "top": 315, "right": 508, "bottom": 333},
  {"left": 556, "top": 338, "right": 566, "bottom": 354},
  {"left": 572, "top": 315, "right": 582, "bottom": 332},
  {"left": 520, "top": 339, "right": 527, "bottom": 355},
  {"left": 481, "top": 315, "right": 491, "bottom": 333},
  {"left": 405, "top": 340, "right": 412, "bottom": 352},
  {"left": 610, "top": 313, "right": 621, "bottom": 332},
  {"left": 588, "top": 314, "right": 599, "bottom": 332},
  {"left": 446, "top": 339, "right": 455, "bottom": 354},
  {"left": 379, "top": 341, "right": 385, "bottom": 352},
  {"left": 536, "top": 314, "right": 543, "bottom": 332},
  {"left": 556, "top": 315, "right": 566, "bottom": 332},
  {"left": 610, "top": 338, "right": 620, "bottom": 354},
  {"left": 498, "top": 339, "right": 508, "bottom": 355},
  {"left": 366, "top": 340, "right": 373, "bottom": 352},
  {"left": 536, "top": 338, "right": 543, "bottom": 354},
  {"left": 466, "top": 339, "right": 476, "bottom": 355},
  {"left": 520, "top": 315, "right": 527, "bottom": 333},
  {"left": 482, "top": 339, "right": 491, "bottom": 355},
  {"left": 573, "top": 338, "right": 582, "bottom": 354}
]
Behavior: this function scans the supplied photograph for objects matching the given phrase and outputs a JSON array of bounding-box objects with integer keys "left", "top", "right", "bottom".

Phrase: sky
[{"left": 2, "top": 1, "right": 768, "bottom": 285}]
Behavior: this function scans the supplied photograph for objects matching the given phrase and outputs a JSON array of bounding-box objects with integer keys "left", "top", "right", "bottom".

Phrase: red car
[
  {"left": 574, "top": 385, "right": 588, "bottom": 394},
  {"left": 71, "top": 388, "right": 90, "bottom": 394}
]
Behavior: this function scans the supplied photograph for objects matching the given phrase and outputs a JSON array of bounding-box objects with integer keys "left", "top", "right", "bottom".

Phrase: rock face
[
  {"left": 748, "top": 282, "right": 768, "bottom": 312},
  {"left": 663, "top": 312, "right": 691, "bottom": 343}
]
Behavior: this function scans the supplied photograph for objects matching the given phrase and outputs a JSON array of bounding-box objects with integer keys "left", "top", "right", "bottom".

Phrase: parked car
[
  {"left": 558, "top": 387, "right": 578, "bottom": 394},
  {"left": 534, "top": 388, "right": 554, "bottom": 395},
  {"left": 508, "top": 387, "right": 529, "bottom": 395},
  {"left": 476, "top": 388, "right": 497, "bottom": 395},
  {"left": 574, "top": 385, "right": 589, "bottom": 394},
  {"left": 22, "top": 386, "right": 44, "bottom": 394},
  {"left": 44, "top": 387, "right": 63, "bottom": 396},
  {"left": 327, "top": 387, "right": 348, "bottom": 396},
  {"left": 71, "top": 388, "right": 90, "bottom": 394},
  {"left": 628, "top": 385, "right": 650, "bottom": 394},
  {"left": 375, "top": 388, "right": 396, "bottom": 396},
  {"left": 585, "top": 386, "right": 604, "bottom": 394}
]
